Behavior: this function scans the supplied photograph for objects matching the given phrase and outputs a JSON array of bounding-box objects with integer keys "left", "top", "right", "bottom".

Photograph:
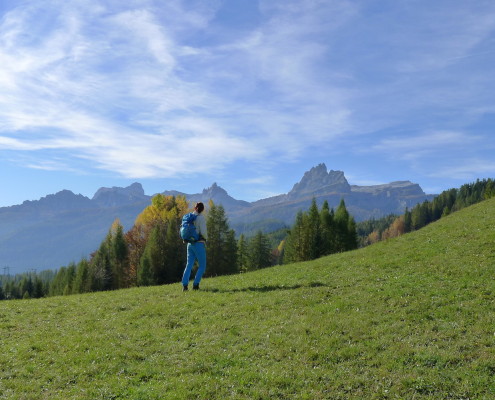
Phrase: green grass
[{"left": 1, "top": 198, "right": 495, "bottom": 399}]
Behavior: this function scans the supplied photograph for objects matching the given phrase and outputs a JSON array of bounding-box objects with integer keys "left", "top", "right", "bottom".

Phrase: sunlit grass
[{"left": 1, "top": 198, "right": 494, "bottom": 399}]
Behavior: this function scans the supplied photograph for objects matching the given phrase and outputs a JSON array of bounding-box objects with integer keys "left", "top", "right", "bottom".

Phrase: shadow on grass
[{"left": 203, "top": 281, "right": 326, "bottom": 293}]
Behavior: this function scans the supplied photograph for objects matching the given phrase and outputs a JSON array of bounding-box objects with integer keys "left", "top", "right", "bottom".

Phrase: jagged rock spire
[{"left": 288, "top": 163, "right": 350, "bottom": 197}]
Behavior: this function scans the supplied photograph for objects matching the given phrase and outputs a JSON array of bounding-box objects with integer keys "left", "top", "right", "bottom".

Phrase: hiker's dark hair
[{"left": 195, "top": 202, "right": 205, "bottom": 213}]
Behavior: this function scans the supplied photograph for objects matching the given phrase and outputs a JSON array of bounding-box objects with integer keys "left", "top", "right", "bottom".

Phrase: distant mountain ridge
[
  {"left": 0, "top": 164, "right": 434, "bottom": 272},
  {"left": 227, "top": 164, "right": 433, "bottom": 227}
]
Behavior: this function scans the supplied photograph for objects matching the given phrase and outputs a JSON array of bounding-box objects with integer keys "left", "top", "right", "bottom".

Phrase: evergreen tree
[
  {"left": 32, "top": 276, "right": 44, "bottom": 298},
  {"left": 90, "top": 239, "right": 112, "bottom": 291},
  {"left": 237, "top": 234, "right": 249, "bottom": 273},
  {"left": 247, "top": 231, "right": 272, "bottom": 270},
  {"left": 138, "top": 255, "right": 153, "bottom": 286},
  {"left": 66, "top": 263, "right": 77, "bottom": 295},
  {"left": 5, "top": 281, "right": 19, "bottom": 300},
  {"left": 164, "top": 216, "right": 185, "bottom": 283},
  {"left": 206, "top": 202, "right": 237, "bottom": 276},
  {"left": 284, "top": 211, "right": 306, "bottom": 263},
  {"left": 320, "top": 200, "right": 335, "bottom": 256},
  {"left": 484, "top": 179, "right": 495, "bottom": 199},
  {"left": 334, "top": 199, "right": 350, "bottom": 252},
  {"left": 20, "top": 276, "right": 34, "bottom": 299},
  {"left": 72, "top": 259, "right": 90, "bottom": 294},
  {"left": 206, "top": 201, "right": 221, "bottom": 276},
  {"left": 306, "top": 198, "right": 322, "bottom": 259},
  {"left": 404, "top": 208, "right": 412, "bottom": 233},
  {"left": 411, "top": 201, "right": 428, "bottom": 230},
  {"left": 49, "top": 267, "right": 69, "bottom": 296},
  {"left": 224, "top": 229, "right": 239, "bottom": 274},
  {"left": 139, "top": 223, "right": 167, "bottom": 285},
  {"left": 346, "top": 215, "right": 358, "bottom": 251},
  {"left": 110, "top": 219, "right": 128, "bottom": 289}
]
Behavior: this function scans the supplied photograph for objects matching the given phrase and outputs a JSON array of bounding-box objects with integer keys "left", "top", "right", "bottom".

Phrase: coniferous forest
[{"left": 0, "top": 178, "right": 493, "bottom": 301}]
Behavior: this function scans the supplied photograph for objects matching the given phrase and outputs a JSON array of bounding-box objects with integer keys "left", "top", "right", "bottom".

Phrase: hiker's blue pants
[{"left": 182, "top": 242, "right": 206, "bottom": 286}]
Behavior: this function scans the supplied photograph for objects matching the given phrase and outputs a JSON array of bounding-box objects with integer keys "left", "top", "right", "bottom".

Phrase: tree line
[
  {"left": 360, "top": 178, "right": 495, "bottom": 244},
  {"left": 0, "top": 195, "right": 278, "bottom": 299},
  {"left": 2, "top": 178, "right": 493, "bottom": 300}
]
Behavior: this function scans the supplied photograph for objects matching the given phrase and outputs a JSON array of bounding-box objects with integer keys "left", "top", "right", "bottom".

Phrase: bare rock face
[
  {"left": 288, "top": 163, "right": 350, "bottom": 198},
  {"left": 92, "top": 182, "right": 148, "bottom": 207}
]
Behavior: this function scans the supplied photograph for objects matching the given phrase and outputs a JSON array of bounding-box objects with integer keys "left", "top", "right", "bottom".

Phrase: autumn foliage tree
[{"left": 134, "top": 195, "right": 189, "bottom": 286}]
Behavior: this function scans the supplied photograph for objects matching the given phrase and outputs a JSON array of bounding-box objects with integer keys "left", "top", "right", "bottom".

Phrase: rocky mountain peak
[
  {"left": 92, "top": 182, "right": 148, "bottom": 207},
  {"left": 26, "top": 190, "right": 93, "bottom": 212},
  {"left": 188, "top": 182, "right": 251, "bottom": 211},
  {"left": 202, "top": 182, "right": 228, "bottom": 198},
  {"left": 288, "top": 163, "right": 350, "bottom": 197}
]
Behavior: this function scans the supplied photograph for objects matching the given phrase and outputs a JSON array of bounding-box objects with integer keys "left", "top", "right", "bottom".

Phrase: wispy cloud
[
  {"left": 0, "top": 1, "right": 257, "bottom": 177},
  {"left": 0, "top": 0, "right": 353, "bottom": 178},
  {"left": 372, "top": 131, "right": 479, "bottom": 153},
  {"left": 0, "top": 0, "right": 494, "bottom": 191},
  {"left": 430, "top": 159, "right": 495, "bottom": 181}
]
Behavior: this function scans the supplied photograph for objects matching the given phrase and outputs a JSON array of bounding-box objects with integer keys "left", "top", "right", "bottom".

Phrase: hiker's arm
[{"left": 197, "top": 215, "right": 208, "bottom": 241}]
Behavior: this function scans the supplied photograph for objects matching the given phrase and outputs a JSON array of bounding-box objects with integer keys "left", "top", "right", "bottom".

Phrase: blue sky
[{"left": 1, "top": 0, "right": 494, "bottom": 207}]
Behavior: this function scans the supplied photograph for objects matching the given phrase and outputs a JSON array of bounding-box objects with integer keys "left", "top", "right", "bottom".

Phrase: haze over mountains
[{"left": 0, "top": 164, "right": 434, "bottom": 272}]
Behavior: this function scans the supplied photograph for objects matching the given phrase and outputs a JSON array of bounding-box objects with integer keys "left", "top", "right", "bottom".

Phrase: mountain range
[{"left": 0, "top": 163, "right": 434, "bottom": 273}]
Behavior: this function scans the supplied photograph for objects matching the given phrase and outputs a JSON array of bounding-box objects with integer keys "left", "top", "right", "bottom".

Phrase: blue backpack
[{"left": 180, "top": 213, "right": 199, "bottom": 243}]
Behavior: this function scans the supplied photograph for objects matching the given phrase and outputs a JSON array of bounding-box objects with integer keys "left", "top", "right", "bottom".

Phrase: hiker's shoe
[
  {"left": 182, "top": 285, "right": 188, "bottom": 291},
  {"left": 193, "top": 284, "right": 200, "bottom": 291}
]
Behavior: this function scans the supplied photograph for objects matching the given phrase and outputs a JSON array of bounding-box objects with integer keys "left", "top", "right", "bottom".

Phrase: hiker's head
[{"left": 195, "top": 202, "right": 205, "bottom": 214}]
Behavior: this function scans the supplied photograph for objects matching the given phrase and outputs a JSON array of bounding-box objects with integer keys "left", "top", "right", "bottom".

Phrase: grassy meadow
[{"left": 1, "top": 198, "right": 494, "bottom": 399}]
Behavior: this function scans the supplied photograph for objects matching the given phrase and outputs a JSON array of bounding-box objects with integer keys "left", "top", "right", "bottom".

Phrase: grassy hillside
[{"left": 1, "top": 198, "right": 494, "bottom": 399}]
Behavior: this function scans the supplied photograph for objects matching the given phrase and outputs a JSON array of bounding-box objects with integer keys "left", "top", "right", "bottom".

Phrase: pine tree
[
  {"left": 320, "top": 200, "right": 335, "bottom": 255},
  {"left": 306, "top": 198, "right": 322, "bottom": 259},
  {"left": 247, "top": 231, "right": 272, "bottom": 270},
  {"left": 237, "top": 234, "right": 249, "bottom": 273},
  {"left": 164, "top": 217, "right": 184, "bottom": 283},
  {"left": 110, "top": 219, "right": 128, "bottom": 289},
  {"left": 140, "top": 223, "right": 167, "bottom": 285},
  {"left": 334, "top": 199, "right": 350, "bottom": 252},
  {"left": 346, "top": 215, "right": 358, "bottom": 251},
  {"left": 206, "top": 202, "right": 237, "bottom": 276},
  {"left": 224, "top": 229, "right": 238, "bottom": 274},
  {"left": 138, "top": 255, "right": 153, "bottom": 286},
  {"left": 20, "top": 276, "right": 34, "bottom": 299},
  {"left": 404, "top": 208, "right": 412, "bottom": 233},
  {"left": 49, "top": 267, "right": 69, "bottom": 296},
  {"left": 284, "top": 211, "right": 306, "bottom": 263},
  {"left": 72, "top": 259, "right": 90, "bottom": 294},
  {"left": 90, "top": 239, "right": 112, "bottom": 291},
  {"left": 206, "top": 201, "right": 221, "bottom": 276}
]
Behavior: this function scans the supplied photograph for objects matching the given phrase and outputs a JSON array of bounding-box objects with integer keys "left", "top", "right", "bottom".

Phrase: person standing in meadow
[{"left": 181, "top": 202, "right": 207, "bottom": 291}]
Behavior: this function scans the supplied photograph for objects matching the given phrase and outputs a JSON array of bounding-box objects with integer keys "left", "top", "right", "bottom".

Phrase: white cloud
[
  {"left": 0, "top": 1, "right": 255, "bottom": 178},
  {"left": 372, "top": 131, "right": 479, "bottom": 153},
  {"left": 430, "top": 159, "right": 495, "bottom": 181},
  {"left": 0, "top": 0, "right": 494, "bottom": 189},
  {"left": 392, "top": 3, "right": 495, "bottom": 73}
]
